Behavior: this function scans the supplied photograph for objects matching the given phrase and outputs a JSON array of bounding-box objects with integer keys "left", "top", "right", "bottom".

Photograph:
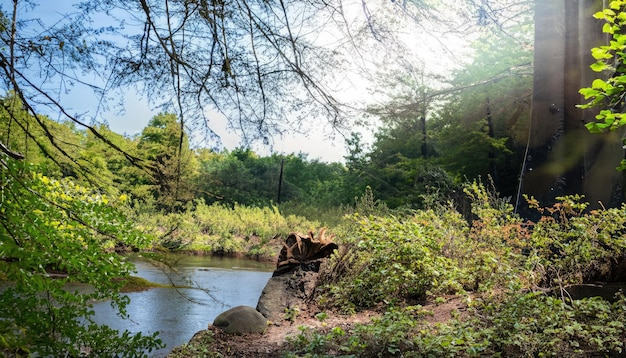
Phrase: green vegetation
[
  {"left": 3, "top": 0, "right": 626, "bottom": 356},
  {"left": 0, "top": 160, "right": 162, "bottom": 356},
  {"left": 288, "top": 295, "right": 626, "bottom": 357},
  {"left": 285, "top": 183, "right": 626, "bottom": 357},
  {"left": 166, "top": 182, "right": 626, "bottom": 357},
  {"left": 138, "top": 200, "right": 320, "bottom": 258},
  {"left": 4, "top": 78, "right": 626, "bottom": 356},
  {"left": 168, "top": 330, "right": 220, "bottom": 358},
  {"left": 579, "top": 0, "right": 626, "bottom": 170}
]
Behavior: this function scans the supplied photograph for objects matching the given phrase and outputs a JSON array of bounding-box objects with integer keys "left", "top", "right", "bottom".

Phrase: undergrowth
[
  {"left": 287, "top": 294, "right": 626, "bottom": 357},
  {"left": 290, "top": 181, "right": 626, "bottom": 357}
]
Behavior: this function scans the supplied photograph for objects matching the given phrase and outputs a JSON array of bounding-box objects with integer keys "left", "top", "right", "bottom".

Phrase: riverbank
[
  {"left": 134, "top": 201, "right": 324, "bottom": 262},
  {"left": 167, "top": 296, "right": 469, "bottom": 357},
  {"left": 90, "top": 254, "right": 275, "bottom": 357},
  {"left": 145, "top": 233, "right": 284, "bottom": 264},
  {"left": 163, "top": 192, "right": 626, "bottom": 357},
  {"left": 168, "top": 309, "right": 380, "bottom": 357},
  {"left": 171, "top": 245, "right": 278, "bottom": 263}
]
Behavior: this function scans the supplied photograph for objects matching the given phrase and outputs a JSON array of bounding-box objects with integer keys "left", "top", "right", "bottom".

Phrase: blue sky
[
  {"left": 9, "top": 0, "right": 479, "bottom": 164},
  {"left": 21, "top": 0, "right": 352, "bottom": 163},
  {"left": 85, "top": 92, "right": 350, "bottom": 163}
]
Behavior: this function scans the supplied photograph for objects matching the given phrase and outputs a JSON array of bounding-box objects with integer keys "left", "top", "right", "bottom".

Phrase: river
[{"left": 90, "top": 253, "right": 274, "bottom": 357}]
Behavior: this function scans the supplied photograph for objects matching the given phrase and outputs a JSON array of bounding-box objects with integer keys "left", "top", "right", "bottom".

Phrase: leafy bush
[
  {"left": 285, "top": 325, "right": 350, "bottom": 357},
  {"left": 288, "top": 293, "right": 626, "bottom": 357},
  {"left": 479, "top": 292, "right": 626, "bottom": 356},
  {"left": 317, "top": 183, "right": 527, "bottom": 312},
  {"left": 286, "top": 305, "right": 487, "bottom": 358},
  {"left": 317, "top": 213, "right": 462, "bottom": 312},
  {"left": 0, "top": 159, "right": 162, "bottom": 356},
  {"left": 524, "top": 195, "right": 626, "bottom": 287}
]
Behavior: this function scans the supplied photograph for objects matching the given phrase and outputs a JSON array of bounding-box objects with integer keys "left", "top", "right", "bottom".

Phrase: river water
[{"left": 90, "top": 253, "right": 274, "bottom": 357}]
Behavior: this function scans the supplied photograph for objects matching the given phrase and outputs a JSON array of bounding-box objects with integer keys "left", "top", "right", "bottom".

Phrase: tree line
[
  {"left": 2, "top": 71, "right": 530, "bottom": 217},
  {"left": 1, "top": 6, "right": 535, "bottom": 214}
]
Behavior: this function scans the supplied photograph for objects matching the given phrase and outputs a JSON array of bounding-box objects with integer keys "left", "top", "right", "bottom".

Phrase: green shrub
[
  {"left": 316, "top": 183, "right": 527, "bottom": 312},
  {"left": 0, "top": 160, "right": 162, "bottom": 356},
  {"left": 286, "top": 293, "right": 626, "bottom": 357},
  {"left": 300, "top": 182, "right": 626, "bottom": 357},
  {"left": 524, "top": 195, "right": 626, "bottom": 287},
  {"left": 477, "top": 292, "right": 626, "bottom": 356}
]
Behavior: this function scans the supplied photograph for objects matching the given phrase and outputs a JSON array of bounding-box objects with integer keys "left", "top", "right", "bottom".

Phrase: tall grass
[{"left": 134, "top": 199, "right": 322, "bottom": 259}]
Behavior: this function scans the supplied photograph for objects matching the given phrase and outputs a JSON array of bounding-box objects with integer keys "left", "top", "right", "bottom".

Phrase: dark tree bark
[{"left": 520, "top": 0, "right": 624, "bottom": 212}]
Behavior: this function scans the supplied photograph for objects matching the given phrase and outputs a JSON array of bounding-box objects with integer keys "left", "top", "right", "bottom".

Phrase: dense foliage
[
  {"left": 288, "top": 294, "right": 626, "bottom": 357},
  {"left": 0, "top": 93, "right": 526, "bottom": 215},
  {"left": 168, "top": 182, "right": 626, "bottom": 357},
  {"left": 288, "top": 183, "right": 626, "bottom": 357},
  {"left": 139, "top": 200, "right": 321, "bottom": 258},
  {"left": 0, "top": 159, "right": 162, "bottom": 356}
]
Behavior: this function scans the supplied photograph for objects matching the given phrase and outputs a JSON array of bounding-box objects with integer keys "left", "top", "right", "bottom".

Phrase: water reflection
[{"left": 92, "top": 254, "right": 274, "bottom": 357}]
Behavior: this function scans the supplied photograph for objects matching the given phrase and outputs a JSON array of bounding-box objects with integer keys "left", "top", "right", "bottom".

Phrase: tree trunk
[
  {"left": 277, "top": 157, "right": 284, "bottom": 204},
  {"left": 520, "top": 0, "right": 623, "bottom": 212},
  {"left": 420, "top": 93, "right": 428, "bottom": 158},
  {"left": 486, "top": 98, "right": 498, "bottom": 186}
]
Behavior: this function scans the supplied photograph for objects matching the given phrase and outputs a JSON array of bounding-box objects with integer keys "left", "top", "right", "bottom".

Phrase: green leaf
[
  {"left": 594, "top": 11, "right": 607, "bottom": 19},
  {"left": 579, "top": 88, "right": 600, "bottom": 99},
  {"left": 604, "top": 22, "right": 616, "bottom": 34},
  {"left": 589, "top": 61, "right": 609, "bottom": 72},
  {"left": 592, "top": 79, "right": 609, "bottom": 90},
  {"left": 616, "top": 33, "right": 626, "bottom": 45},
  {"left": 610, "top": 40, "right": 626, "bottom": 49},
  {"left": 592, "top": 48, "right": 613, "bottom": 60}
]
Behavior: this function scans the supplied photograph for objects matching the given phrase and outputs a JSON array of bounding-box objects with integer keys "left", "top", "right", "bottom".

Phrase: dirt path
[
  {"left": 168, "top": 296, "right": 467, "bottom": 357},
  {"left": 193, "top": 310, "right": 376, "bottom": 357}
]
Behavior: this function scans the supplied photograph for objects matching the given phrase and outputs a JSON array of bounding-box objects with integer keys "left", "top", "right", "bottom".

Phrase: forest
[{"left": 3, "top": 0, "right": 626, "bottom": 356}]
